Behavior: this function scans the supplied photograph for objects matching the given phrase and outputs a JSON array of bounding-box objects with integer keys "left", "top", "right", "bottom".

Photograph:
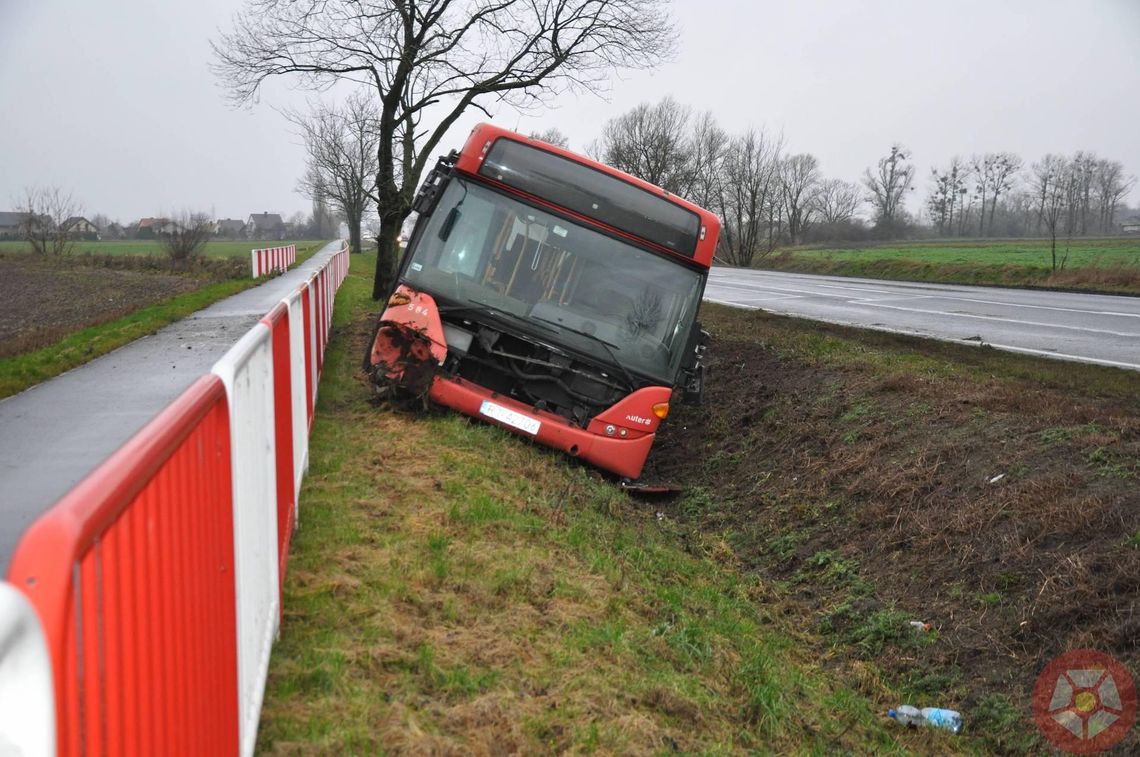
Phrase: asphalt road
[
  {"left": 0, "top": 241, "right": 346, "bottom": 573},
  {"left": 704, "top": 268, "right": 1140, "bottom": 371}
]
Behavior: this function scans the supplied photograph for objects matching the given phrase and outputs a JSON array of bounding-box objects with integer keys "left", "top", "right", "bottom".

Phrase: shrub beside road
[{"left": 758, "top": 238, "right": 1140, "bottom": 293}]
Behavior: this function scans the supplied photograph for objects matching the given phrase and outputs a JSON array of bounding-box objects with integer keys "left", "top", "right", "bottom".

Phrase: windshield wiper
[
  {"left": 437, "top": 300, "right": 565, "bottom": 341},
  {"left": 435, "top": 300, "right": 637, "bottom": 389},
  {"left": 529, "top": 315, "right": 637, "bottom": 390}
]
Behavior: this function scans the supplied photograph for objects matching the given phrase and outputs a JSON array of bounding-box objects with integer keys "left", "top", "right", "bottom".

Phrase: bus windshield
[{"left": 402, "top": 180, "right": 704, "bottom": 383}]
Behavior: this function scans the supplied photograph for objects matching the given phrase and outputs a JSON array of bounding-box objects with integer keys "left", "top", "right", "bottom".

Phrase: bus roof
[{"left": 453, "top": 123, "right": 720, "bottom": 268}]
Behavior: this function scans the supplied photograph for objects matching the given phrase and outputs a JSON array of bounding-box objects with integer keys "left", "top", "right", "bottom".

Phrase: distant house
[
  {"left": 136, "top": 217, "right": 177, "bottom": 238},
  {"left": 0, "top": 211, "right": 46, "bottom": 240},
  {"left": 61, "top": 216, "right": 100, "bottom": 239},
  {"left": 215, "top": 218, "right": 247, "bottom": 239},
  {"left": 1122, "top": 217, "right": 1140, "bottom": 235},
  {"left": 247, "top": 212, "right": 285, "bottom": 240}
]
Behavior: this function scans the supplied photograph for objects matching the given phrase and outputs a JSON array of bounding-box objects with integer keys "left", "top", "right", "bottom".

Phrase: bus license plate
[{"left": 479, "top": 400, "right": 541, "bottom": 435}]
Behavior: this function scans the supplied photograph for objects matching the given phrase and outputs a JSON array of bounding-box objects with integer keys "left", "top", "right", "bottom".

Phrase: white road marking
[
  {"left": 860, "top": 302, "right": 1140, "bottom": 337},
  {"left": 980, "top": 343, "right": 1140, "bottom": 371},
  {"left": 708, "top": 278, "right": 1140, "bottom": 335},
  {"left": 713, "top": 271, "right": 1140, "bottom": 317},
  {"left": 705, "top": 285, "right": 804, "bottom": 301},
  {"left": 708, "top": 281, "right": 872, "bottom": 299}
]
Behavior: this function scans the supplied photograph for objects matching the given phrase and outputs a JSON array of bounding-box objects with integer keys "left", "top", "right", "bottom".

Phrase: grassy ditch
[
  {"left": 0, "top": 242, "right": 325, "bottom": 398},
  {"left": 757, "top": 238, "right": 1140, "bottom": 293},
  {"left": 643, "top": 304, "right": 1140, "bottom": 754},
  {"left": 253, "top": 254, "right": 981, "bottom": 754}
]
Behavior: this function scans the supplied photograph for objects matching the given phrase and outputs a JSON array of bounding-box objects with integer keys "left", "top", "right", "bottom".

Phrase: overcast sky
[{"left": 1, "top": 0, "right": 1137, "bottom": 223}]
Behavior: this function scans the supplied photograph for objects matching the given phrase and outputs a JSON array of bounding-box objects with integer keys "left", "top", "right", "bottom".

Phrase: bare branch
[
  {"left": 16, "top": 186, "right": 82, "bottom": 256},
  {"left": 162, "top": 211, "right": 213, "bottom": 262},
  {"left": 214, "top": 0, "right": 678, "bottom": 297}
]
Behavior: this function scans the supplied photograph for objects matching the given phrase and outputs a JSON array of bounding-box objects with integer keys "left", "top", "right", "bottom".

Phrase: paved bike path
[{"left": 0, "top": 241, "right": 345, "bottom": 572}]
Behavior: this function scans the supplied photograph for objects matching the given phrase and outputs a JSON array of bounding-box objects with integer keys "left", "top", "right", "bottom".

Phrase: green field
[
  {"left": 784, "top": 238, "right": 1140, "bottom": 268},
  {"left": 0, "top": 239, "right": 311, "bottom": 259},
  {"left": 758, "top": 237, "right": 1140, "bottom": 293}
]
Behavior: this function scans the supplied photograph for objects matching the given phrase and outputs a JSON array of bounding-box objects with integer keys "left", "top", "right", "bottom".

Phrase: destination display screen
[{"left": 478, "top": 139, "right": 701, "bottom": 257}]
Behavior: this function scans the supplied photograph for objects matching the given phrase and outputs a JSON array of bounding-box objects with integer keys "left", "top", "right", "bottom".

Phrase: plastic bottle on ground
[{"left": 887, "top": 705, "right": 962, "bottom": 734}]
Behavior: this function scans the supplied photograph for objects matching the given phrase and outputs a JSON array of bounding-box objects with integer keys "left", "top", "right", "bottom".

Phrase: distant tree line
[
  {"left": 9, "top": 185, "right": 339, "bottom": 257},
  {"left": 926, "top": 152, "right": 1133, "bottom": 240},
  {"left": 580, "top": 96, "right": 1137, "bottom": 263}
]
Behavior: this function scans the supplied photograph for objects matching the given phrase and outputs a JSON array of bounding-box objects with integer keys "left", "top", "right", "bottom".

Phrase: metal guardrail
[
  {"left": 250, "top": 244, "right": 297, "bottom": 278},
  {"left": 2, "top": 241, "right": 351, "bottom": 755}
]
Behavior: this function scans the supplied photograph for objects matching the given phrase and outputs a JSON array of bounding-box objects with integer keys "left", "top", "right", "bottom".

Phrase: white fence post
[
  {"left": 211, "top": 325, "right": 280, "bottom": 757},
  {"left": 0, "top": 584, "right": 55, "bottom": 756},
  {"left": 283, "top": 290, "right": 309, "bottom": 507}
]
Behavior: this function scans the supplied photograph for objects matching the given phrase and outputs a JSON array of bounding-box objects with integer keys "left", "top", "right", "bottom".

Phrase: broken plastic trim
[{"left": 368, "top": 320, "right": 439, "bottom": 402}]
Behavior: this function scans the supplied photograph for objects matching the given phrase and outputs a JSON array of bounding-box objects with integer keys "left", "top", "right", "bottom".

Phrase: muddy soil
[
  {"left": 643, "top": 304, "right": 1140, "bottom": 751},
  {"left": 0, "top": 253, "right": 211, "bottom": 357}
]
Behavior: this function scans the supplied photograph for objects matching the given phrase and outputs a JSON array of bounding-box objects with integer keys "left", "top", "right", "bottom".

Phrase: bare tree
[
  {"left": 1092, "top": 159, "right": 1135, "bottom": 233},
  {"left": 926, "top": 169, "right": 954, "bottom": 236},
  {"left": 17, "top": 186, "right": 81, "bottom": 256},
  {"left": 813, "top": 179, "right": 861, "bottom": 225},
  {"left": 287, "top": 210, "right": 308, "bottom": 236},
  {"left": 717, "top": 127, "right": 782, "bottom": 266},
  {"left": 1030, "top": 155, "right": 1070, "bottom": 270},
  {"left": 90, "top": 214, "right": 112, "bottom": 234},
  {"left": 862, "top": 144, "right": 915, "bottom": 236},
  {"left": 528, "top": 127, "right": 570, "bottom": 149},
  {"left": 291, "top": 92, "right": 380, "bottom": 254},
  {"left": 1067, "top": 151, "right": 1098, "bottom": 237},
  {"left": 594, "top": 96, "right": 693, "bottom": 194},
  {"left": 972, "top": 152, "right": 1022, "bottom": 235},
  {"left": 162, "top": 212, "right": 214, "bottom": 262},
  {"left": 214, "top": 0, "right": 677, "bottom": 300},
  {"left": 927, "top": 158, "right": 969, "bottom": 236},
  {"left": 778, "top": 153, "right": 821, "bottom": 245},
  {"left": 307, "top": 185, "right": 337, "bottom": 240},
  {"left": 685, "top": 111, "right": 729, "bottom": 210}
]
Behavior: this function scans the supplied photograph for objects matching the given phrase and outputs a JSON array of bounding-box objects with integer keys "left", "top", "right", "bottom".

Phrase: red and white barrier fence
[
  {"left": 2, "top": 241, "right": 350, "bottom": 755},
  {"left": 0, "top": 584, "right": 55, "bottom": 756},
  {"left": 250, "top": 244, "right": 297, "bottom": 278}
]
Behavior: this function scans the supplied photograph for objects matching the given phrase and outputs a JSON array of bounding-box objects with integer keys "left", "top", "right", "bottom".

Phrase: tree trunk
[
  {"left": 347, "top": 209, "right": 363, "bottom": 253},
  {"left": 371, "top": 208, "right": 406, "bottom": 300}
]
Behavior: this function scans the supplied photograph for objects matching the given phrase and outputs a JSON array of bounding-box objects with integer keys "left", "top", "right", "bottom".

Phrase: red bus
[{"left": 367, "top": 124, "right": 720, "bottom": 481}]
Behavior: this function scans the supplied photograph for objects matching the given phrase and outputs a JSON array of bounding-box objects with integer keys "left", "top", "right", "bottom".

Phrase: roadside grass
[
  {"left": 0, "top": 239, "right": 313, "bottom": 259},
  {"left": 756, "top": 238, "right": 1140, "bottom": 293},
  {"left": 717, "top": 304, "right": 1140, "bottom": 404},
  {"left": 253, "top": 254, "right": 972, "bottom": 754},
  {"left": 0, "top": 242, "right": 326, "bottom": 398}
]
